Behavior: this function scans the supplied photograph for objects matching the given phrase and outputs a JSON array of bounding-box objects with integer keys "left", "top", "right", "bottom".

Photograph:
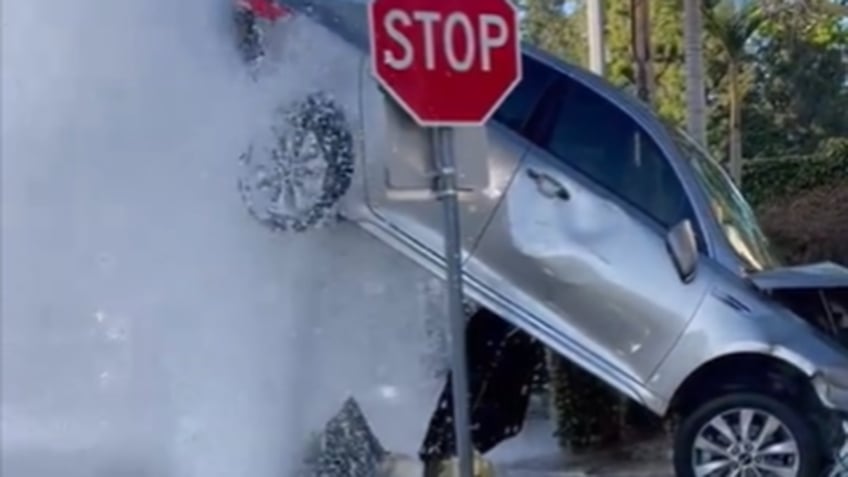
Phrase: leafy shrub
[
  {"left": 743, "top": 138, "right": 848, "bottom": 209},
  {"left": 759, "top": 182, "right": 848, "bottom": 266},
  {"left": 744, "top": 139, "right": 848, "bottom": 265}
]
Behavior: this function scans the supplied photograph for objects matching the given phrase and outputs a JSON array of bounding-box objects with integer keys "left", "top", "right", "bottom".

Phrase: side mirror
[{"left": 666, "top": 219, "right": 698, "bottom": 283}]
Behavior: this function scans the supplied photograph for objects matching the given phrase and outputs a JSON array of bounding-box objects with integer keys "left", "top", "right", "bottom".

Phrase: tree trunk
[
  {"left": 586, "top": 0, "right": 606, "bottom": 76},
  {"left": 631, "top": 0, "right": 654, "bottom": 103},
  {"left": 683, "top": 0, "right": 707, "bottom": 147},
  {"left": 728, "top": 60, "right": 743, "bottom": 186}
]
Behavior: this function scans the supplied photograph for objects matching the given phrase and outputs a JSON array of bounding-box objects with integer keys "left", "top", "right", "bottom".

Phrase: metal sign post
[
  {"left": 367, "top": 0, "right": 522, "bottom": 474},
  {"left": 432, "top": 126, "right": 474, "bottom": 477}
]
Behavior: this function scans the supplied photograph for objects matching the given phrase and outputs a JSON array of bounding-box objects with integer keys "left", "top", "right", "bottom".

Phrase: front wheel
[{"left": 673, "top": 392, "right": 823, "bottom": 477}]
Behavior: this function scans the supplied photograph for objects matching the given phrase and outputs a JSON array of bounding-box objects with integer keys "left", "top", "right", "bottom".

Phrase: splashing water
[{"left": 1, "top": 1, "right": 448, "bottom": 476}]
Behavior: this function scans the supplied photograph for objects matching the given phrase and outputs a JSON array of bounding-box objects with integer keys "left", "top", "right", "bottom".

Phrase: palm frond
[{"left": 703, "top": 0, "right": 768, "bottom": 58}]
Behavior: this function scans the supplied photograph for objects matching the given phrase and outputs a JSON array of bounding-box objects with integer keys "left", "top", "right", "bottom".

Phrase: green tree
[
  {"left": 742, "top": 1, "right": 848, "bottom": 157},
  {"left": 520, "top": 0, "right": 586, "bottom": 64},
  {"left": 595, "top": 1, "right": 687, "bottom": 124},
  {"left": 702, "top": 0, "right": 767, "bottom": 185},
  {"left": 684, "top": 0, "right": 709, "bottom": 146},
  {"left": 519, "top": 0, "right": 848, "bottom": 169},
  {"left": 521, "top": 0, "right": 692, "bottom": 127}
]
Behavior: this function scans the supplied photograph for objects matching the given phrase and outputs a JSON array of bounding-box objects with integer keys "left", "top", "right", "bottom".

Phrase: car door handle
[{"left": 526, "top": 168, "right": 570, "bottom": 200}]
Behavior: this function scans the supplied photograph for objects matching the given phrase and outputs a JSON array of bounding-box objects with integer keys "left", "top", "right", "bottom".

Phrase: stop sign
[{"left": 367, "top": 0, "right": 521, "bottom": 127}]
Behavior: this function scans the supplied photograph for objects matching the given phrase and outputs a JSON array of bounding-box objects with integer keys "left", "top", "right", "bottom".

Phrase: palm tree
[
  {"left": 631, "top": 0, "right": 654, "bottom": 102},
  {"left": 702, "top": 0, "right": 766, "bottom": 186},
  {"left": 683, "top": 0, "right": 708, "bottom": 147},
  {"left": 703, "top": 0, "right": 846, "bottom": 186},
  {"left": 761, "top": 0, "right": 848, "bottom": 16}
]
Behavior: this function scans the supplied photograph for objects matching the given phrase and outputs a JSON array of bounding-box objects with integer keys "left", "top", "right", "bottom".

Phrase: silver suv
[{"left": 237, "top": 2, "right": 848, "bottom": 475}]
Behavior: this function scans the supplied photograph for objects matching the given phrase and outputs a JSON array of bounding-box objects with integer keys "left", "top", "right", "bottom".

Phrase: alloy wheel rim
[
  {"left": 270, "top": 129, "right": 328, "bottom": 217},
  {"left": 240, "top": 128, "right": 328, "bottom": 222},
  {"left": 691, "top": 407, "right": 800, "bottom": 477}
]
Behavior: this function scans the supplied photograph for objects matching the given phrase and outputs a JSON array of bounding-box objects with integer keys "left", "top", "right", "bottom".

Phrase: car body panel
[
  {"left": 358, "top": 68, "right": 523, "bottom": 257},
  {"left": 650, "top": 262, "right": 848, "bottom": 406},
  {"left": 751, "top": 261, "right": 848, "bottom": 291},
  {"left": 469, "top": 144, "right": 713, "bottom": 383}
]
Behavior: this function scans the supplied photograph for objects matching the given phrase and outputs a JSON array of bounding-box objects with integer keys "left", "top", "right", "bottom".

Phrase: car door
[
  {"left": 467, "top": 77, "right": 712, "bottom": 383},
  {"left": 359, "top": 55, "right": 558, "bottom": 261}
]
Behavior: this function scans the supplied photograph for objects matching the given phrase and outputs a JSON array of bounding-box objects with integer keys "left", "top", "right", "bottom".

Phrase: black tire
[
  {"left": 673, "top": 392, "right": 823, "bottom": 477},
  {"left": 238, "top": 92, "right": 355, "bottom": 232}
]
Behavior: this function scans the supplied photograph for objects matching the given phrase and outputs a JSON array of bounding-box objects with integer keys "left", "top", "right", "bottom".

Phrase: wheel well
[{"left": 668, "top": 353, "right": 819, "bottom": 418}]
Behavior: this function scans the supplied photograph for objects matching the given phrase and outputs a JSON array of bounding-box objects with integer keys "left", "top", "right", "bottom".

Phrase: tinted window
[
  {"left": 540, "top": 83, "right": 691, "bottom": 229},
  {"left": 492, "top": 56, "right": 557, "bottom": 132}
]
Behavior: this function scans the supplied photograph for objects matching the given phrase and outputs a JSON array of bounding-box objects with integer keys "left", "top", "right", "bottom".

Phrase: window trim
[
  {"left": 492, "top": 55, "right": 560, "bottom": 136},
  {"left": 530, "top": 78, "right": 705, "bottom": 248},
  {"left": 528, "top": 140, "right": 704, "bottom": 247}
]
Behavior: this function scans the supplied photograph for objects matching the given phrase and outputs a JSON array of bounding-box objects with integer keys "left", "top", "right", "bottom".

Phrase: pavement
[
  {"left": 493, "top": 436, "right": 674, "bottom": 477},
  {"left": 494, "top": 443, "right": 673, "bottom": 477},
  {"left": 487, "top": 410, "right": 675, "bottom": 477},
  {"left": 381, "top": 443, "right": 674, "bottom": 477},
  {"left": 319, "top": 393, "right": 675, "bottom": 477}
]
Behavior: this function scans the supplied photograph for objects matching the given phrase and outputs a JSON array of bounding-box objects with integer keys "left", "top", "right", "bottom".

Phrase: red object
[
  {"left": 237, "top": 0, "right": 291, "bottom": 22},
  {"left": 368, "top": 0, "right": 521, "bottom": 127}
]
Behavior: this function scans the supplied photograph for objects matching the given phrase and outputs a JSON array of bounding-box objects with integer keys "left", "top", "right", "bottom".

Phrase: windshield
[{"left": 668, "top": 129, "right": 782, "bottom": 272}]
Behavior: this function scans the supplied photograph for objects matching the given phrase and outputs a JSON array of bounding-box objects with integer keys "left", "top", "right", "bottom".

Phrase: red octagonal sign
[{"left": 368, "top": 0, "right": 522, "bottom": 127}]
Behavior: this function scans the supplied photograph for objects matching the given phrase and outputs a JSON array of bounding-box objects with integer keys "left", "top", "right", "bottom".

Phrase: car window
[
  {"left": 539, "top": 82, "right": 692, "bottom": 230},
  {"left": 492, "top": 55, "right": 557, "bottom": 133}
]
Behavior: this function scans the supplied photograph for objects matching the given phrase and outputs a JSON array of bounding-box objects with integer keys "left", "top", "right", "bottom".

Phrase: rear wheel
[
  {"left": 238, "top": 92, "right": 355, "bottom": 232},
  {"left": 673, "top": 392, "right": 823, "bottom": 477}
]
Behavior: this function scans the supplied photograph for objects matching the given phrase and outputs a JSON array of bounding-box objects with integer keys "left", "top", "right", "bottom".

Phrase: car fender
[{"left": 647, "top": 284, "right": 848, "bottom": 414}]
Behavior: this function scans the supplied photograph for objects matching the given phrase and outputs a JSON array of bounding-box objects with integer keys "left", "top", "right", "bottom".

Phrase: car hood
[{"left": 750, "top": 261, "right": 848, "bottom": 291}]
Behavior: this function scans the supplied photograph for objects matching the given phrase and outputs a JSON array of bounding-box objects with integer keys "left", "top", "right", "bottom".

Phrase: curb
[
  {"left": 496, "top": 468, "right": 673, "bottom": 477},
  {"left": 494, "top": 454, "right": 674, "bottom": 477}
]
